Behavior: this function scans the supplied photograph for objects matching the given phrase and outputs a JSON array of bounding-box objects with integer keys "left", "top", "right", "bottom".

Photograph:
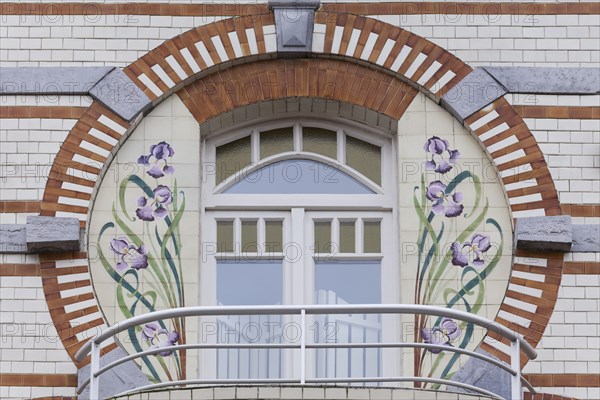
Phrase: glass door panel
[
  {"left": 204, "top": 212, "right": 290, "bottom": 380},
  {"left": 307, "top": 213, "right": 395, "bottom": 382}
]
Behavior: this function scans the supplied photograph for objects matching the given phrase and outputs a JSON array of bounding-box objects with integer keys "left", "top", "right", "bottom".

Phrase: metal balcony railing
[{"left": 75, "top": 304, "right": 537, "bottom": 400}]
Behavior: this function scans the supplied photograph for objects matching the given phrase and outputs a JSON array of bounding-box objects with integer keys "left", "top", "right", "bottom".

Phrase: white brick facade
[
  {"left": 0, "top": 3, "right": 598, "bottom": 399},
  {"left": 524, "top": 252, "right": 600, "bottom": 399},
  {"left": 0, "top": 256, "right": 76, "bottom": 399}
]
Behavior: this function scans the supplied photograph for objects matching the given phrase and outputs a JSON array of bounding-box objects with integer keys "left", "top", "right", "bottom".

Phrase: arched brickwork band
[
  {"left": 177, "top": 59, "right": 418, "bottom": 123},
  {"left": 39, "top": 11, "right": 562, "bottom": 369}
]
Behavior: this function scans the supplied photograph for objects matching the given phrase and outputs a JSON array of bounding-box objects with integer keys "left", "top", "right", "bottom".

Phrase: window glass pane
[
  {"left": 223, "top": 159, "right": 375, "bottom": 194},
  {"left": 339, "top": 221, "right": 355, "bottom": 253},
  {"left": 314, "top": 221, "right": 332, "bottom": 253},
  {"left": 363, "top": 221, "right": 381, "bottom": 253},
  {"left": 265, "top": 220, "right": 283, "bottom": 253},
  {"left": 260, "top": 127, "right": 294, "bottom": 159},
  {"left": 216, "top": 220, "right": 234, "bottom": 253},
  {"left": 216, "top": 135, "right": 252, "bottom": 184},
  {"left": 345, "top": 135, "right": 381, "bottom": 185},
  {"left": 303, "top": 127, "right": 337, "bottom": 159},
  {"left": 216, "top": 261, "right": 283, "bottom": 379},
  {"left": 315, "top": 261, "right": 381, "bottom": 304},
  {"left": 217, "top": 261, "right": 282, "bottom": 305},
  {"left": 241, "top": 220, "right": 257, "bottom": 253},
  {"left": 314, "top": 261, "right": 382, "bottom": 378}
]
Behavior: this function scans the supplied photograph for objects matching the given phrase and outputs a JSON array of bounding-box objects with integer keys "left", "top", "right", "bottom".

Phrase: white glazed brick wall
[
  {"left": 523, "top": 252, "right": 600, "bottom": 400},
  {"left": 1, "top": 385, "right": 75, "bottom": 400},
  {"left": 0, "top": 12, "right": 599, "bottom": 67},
  {"left": 0, "top": 15, "right": 225, "bottom": 67},
  {"left": 373, "top": 14, "right": 600, "bottom": 67},
  {"left": 0, "top": 119, "right": 74, "bottom": 202},
  {"left": 522, "top": 117, "right": 600, "bottom": 204},
  {"left": 0, "top": 254, "right": 77, "bottom": 400}
]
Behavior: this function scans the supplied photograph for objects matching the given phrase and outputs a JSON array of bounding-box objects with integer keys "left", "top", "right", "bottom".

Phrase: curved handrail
[
  {"left": 74, "top": 304, "right": 537, "bottom": 361},
  {"left": 78, "top": 341, "right": 535, "bottom": 395},
  {"left": 109, "top": 377, "right": 505, "bottom": 400}
]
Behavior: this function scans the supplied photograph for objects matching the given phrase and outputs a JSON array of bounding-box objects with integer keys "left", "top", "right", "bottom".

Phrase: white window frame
[{"left": 198, "top": 117, "right": 401, "bottom": 379}]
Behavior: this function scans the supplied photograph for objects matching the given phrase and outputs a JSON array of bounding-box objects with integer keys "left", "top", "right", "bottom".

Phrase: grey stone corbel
[
  {"left": 89, "top": 68, "right": 152, "bottom": 121},
  {"left": 515, "top": 216, "right": 599, "bottom": 253},
  {"left": 449, "top": 348, "right": 511, "bottom": 399},
  {"left": 0, "top": 216, "right": 81, "bottom": 254},
  {"left": 515, "top": 215, "right": 573, "bottom": 252},
  {"left": 269, "top": 0, "right": 321, "bottom": 56},
  {"left": 441, "top": 67, "right": 507, "bottom": 123},
  {"left": 77, "top": 346, "right": 150, "bottom": 400},
  {"left": 515, "top": 215, "right": 600, "bottom": 253}
]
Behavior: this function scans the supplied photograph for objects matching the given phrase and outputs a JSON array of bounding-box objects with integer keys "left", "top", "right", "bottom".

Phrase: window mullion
[
  {"left": 257, "top": 217, "right": 266, "bottom": 256},
  {"left": 233, "top": 217, "right": 242, "bottom": 254},
  {"left": 251, "top": 129, "right": 259, "bottom": 163},
  {"left": 356, "top": 218, "right": 365, "bottom": 254},
  {"left": 331, "top": 218, "right": 340, "bottom": 256},
  {"left": 293, "top": 122, "right": 302, "bottom": 152}
]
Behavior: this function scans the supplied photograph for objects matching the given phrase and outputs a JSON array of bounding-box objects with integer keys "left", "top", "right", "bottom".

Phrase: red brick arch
[{"left": 40, "top": 11, "right": 562, "bottom": 368}]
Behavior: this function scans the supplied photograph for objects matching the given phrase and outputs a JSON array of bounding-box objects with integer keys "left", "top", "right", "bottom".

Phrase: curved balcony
[{"left": 75, "top": 305, "right": 537, "bottom": 400}]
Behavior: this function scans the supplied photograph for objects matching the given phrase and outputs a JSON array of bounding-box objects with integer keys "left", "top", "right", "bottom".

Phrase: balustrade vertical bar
[
  {"left": 89, "top": 340, "right": 100, "bottom": 400},
  {"left": 300, "top": 308, "right": 306, "bottom": 384},
  {"left": 510, "top": 337, "right": 522, "bottom": 400}
]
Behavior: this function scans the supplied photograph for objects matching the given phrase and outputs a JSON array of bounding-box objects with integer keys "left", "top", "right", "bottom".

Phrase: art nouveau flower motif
[
  {"left": 136, "top": 185, "right": 174, "bottom": 221},
  {"left": 422, "top": 318, "right": 462, "bottom": 353},
  {"left": 137, "top": 141, "right": 175, "bottom": 178},
  {"left": 451, "top": 233, "right": 492, "bottom": 268},
  {"left": 141, "top": 322, "right": 180, "bottom": 356},
  {"left": 424, "top": 136, "right": 460, "bottom": 174},
  {"left": 110, "top": 238, "right": 148, "bottom": 271},
  {"left": 426, "top": 180, "right": 464, "bottom": 218}
]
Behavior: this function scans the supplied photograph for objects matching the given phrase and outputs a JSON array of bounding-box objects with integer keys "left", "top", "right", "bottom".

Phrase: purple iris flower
[
  {"left": 137, "top": 141, "right": 175, "bottom": 178},
  {"left": 451, "top": 233, "right": 492, "bottom": 268},
  {"left": 136, "top": 185, "right": 173, "bottom": 222},
  {"left": 424, "top": 136, "right": 460, "bottom": 174},
  {"left": 110, "top": 238, "right": 148, "bottom": 271},
  {"left": 422, "top": 318, "right": 462, "bottom": 353},
  {"left": 426, "top": 180, "right": 464, "bottom": 218},
  {"left": 141, "top": 322, "right": 179, "bottom": 356}
]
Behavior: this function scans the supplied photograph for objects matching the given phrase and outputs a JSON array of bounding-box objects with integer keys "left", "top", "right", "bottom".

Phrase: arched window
[{"left": 200, "top": 120, "right": 399, "bottom": 380}]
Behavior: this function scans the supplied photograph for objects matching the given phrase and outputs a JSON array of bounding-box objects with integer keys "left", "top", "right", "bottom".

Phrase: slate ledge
[
  {"left": 442, "top": 66, "right": 600, "bottom": 122},
  {"left": 0, "top": 216, "right": 81, "bottom": 254},
  {"left": 515, "top": 215, "right": 599, "bottom": 253},
  {"left": 0, "top": 67, "right": 150, "bottom": 122}
]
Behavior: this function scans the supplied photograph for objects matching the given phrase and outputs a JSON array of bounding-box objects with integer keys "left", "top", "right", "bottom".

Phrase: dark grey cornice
[
  {"left": 442, "top": 66, "right": 600, "bottom": 122},
  {"left": 1, "top": 64, "right": 597, "bottom": 124},
  {"left": 0, "top": 67, "right": 151, "bottom": 121}
]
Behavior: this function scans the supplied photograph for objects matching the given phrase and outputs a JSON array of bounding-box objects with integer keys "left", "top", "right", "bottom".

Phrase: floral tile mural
[
  {"left": 398, "top": 96, "right": 512, "bottom": 386},
  {"left": 97, "top": 140, "right": 187, "bottom": 382},
  {"left": 88, "top": 96, "right": 200, "bottom": 383}
]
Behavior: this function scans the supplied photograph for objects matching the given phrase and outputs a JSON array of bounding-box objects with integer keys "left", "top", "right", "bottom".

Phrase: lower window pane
[
  {"left": 314, "top": 261, "right": 381, "bottom": 380},
  {"left": 216, "top": 261, "right": 283, "bottom": 379}
]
